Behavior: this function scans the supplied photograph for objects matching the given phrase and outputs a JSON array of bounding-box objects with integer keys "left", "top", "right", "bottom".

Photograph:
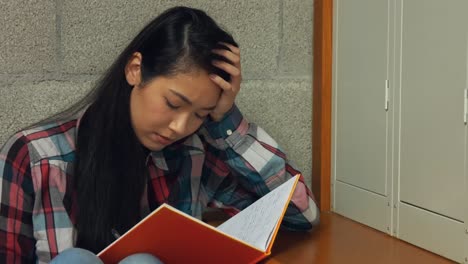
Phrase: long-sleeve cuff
[{"left": 204, "top": 104, "right": 244, "bottom": 140}]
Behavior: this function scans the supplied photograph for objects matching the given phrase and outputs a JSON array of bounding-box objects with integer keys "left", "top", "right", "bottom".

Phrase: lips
[{"left": 153, "top": 133, "right": 174, "bottom": 145}]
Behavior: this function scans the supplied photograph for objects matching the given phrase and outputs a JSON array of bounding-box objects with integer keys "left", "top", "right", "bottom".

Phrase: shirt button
[{"left": 226, "top": 129, "right": 233, "bottom": 136}]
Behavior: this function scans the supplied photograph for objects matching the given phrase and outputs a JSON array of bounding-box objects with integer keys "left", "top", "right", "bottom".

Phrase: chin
[
  {"left": 141, "top": 139, "right": 164, "bottom": 152},
  {"left": 146, "top": 144, "right": 165, "bottom": 152}
]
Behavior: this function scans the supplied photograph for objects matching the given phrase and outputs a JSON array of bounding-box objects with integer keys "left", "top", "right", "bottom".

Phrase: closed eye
[{"left": 165, "top": 98, "right": 180, "bottom": 109}]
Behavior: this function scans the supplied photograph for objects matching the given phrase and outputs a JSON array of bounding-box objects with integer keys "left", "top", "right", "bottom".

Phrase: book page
[{"left": 217, "top": 175, "right": 298, "bottom": 251}]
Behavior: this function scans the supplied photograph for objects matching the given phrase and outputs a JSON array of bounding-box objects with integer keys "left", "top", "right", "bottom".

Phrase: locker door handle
[
  {"left": 464, "top": 88, "right": 467, "bottom": 125},
  {"left": 385, "top": 80, "right": 389, "bottom": 111}
]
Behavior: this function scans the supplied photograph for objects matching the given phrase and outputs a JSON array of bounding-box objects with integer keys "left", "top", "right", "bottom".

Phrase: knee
[
  {"left": 119, "top": 253, "right": 164, "bottom": 264},
  {"left": 51, "top": 248, "right": 103, "bottom": 264}
]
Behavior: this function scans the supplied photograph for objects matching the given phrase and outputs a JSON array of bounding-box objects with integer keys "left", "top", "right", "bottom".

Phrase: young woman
[{"left": 0, "top": 6, "right": 319, "bottom": 264}]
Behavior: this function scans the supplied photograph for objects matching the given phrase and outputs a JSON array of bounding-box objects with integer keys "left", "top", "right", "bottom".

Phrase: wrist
[
  {"left": 210, "top": 113, "right": 225, "bottom": 122},
  {"left": 210, "top": 105, "right": 234, "bottom": 122}
]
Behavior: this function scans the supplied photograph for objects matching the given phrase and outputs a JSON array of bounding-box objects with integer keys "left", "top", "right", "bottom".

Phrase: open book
[{"left": 98, "top": 175, "right": 300, "bottom": 264}]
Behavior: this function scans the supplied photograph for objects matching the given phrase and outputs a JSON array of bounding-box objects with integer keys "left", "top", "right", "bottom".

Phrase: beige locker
[
  {"left": 394, "top": 0, "right": 468, "bottom": 262},
  {"left": 332, "top": 0, "right": 393, "bottom": 233},
  {"left": 333, "top": 0, "right": 468, "bottom": 262}
]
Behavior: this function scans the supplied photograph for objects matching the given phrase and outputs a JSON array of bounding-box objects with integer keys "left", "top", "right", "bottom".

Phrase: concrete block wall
[{"left": 0, "top": 0, "right": 314, "bottom": 186}]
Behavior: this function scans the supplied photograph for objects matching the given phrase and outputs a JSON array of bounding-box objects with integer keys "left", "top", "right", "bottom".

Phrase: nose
[{"left": 168, "top": 113, "right": 190, "bottom": 135}]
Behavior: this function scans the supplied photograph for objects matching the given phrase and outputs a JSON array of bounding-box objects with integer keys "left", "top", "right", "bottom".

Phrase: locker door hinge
[
  {"left": 464, "top": 88, "right": 467, "bottom": 125},
  {"left": 385, "top": 80, "right": 389, "bottom": 111}
]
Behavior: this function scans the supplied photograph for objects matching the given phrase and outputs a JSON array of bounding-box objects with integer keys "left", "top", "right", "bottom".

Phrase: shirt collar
[{"left": 149, "top": 151, "right": 169, "bottom": 171}]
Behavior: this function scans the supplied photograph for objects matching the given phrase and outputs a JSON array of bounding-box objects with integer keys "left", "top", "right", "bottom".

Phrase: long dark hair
[{"left": 44, "top": 6, "right": 238, "bottom": 252}]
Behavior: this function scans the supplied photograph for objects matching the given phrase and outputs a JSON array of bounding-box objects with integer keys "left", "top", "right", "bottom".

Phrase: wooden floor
[{"left": 265, "top": 211, "right": 456, "bottom": 264}]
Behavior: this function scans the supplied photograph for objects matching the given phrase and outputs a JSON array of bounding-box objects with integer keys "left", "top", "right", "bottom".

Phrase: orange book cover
[{"left": 98, "top": 175, "right": 300, "bottom": 264}]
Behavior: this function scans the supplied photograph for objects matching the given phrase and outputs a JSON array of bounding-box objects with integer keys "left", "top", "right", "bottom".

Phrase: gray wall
[{"left": 0, "top": 0, "right": 314, "bottom": 186}]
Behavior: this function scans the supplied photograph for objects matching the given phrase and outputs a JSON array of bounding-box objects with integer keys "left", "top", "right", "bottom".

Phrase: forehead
[{"left": 151, "top": 71, "right": 221, "bottom": 106}]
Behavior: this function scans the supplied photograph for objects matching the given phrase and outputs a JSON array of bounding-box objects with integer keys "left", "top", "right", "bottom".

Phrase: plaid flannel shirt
[{"left": 0, "top": 105, "right": 319, "bottom": 263}]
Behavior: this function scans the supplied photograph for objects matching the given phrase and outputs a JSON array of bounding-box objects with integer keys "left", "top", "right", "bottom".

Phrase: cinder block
[
  {"left": 0, "top": 75, "right": 17, "bottom": 87},
  {"left": 61, "top": 0, "right": 279, "bottom": 79},
  {"left": 237, "top": 80, "right": 313, "bottom": 186},
  {"left": 280, "top": 0, "right": 313, "bottom": 77},
  {"left": 0, "top": 1, "right": 56, "bottom": 73},
  {"left": 0, "top": 80, "right": 93, "bottom": 146}
]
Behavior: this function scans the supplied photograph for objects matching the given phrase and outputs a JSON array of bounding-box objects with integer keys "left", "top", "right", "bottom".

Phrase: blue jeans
[{"left": 50, "top": 248, "right": 164, "bottom": 264}]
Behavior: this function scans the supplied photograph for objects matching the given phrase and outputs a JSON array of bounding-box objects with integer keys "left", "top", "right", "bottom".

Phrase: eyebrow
[{"left": 169, "top": 89, "right": 217, "bottom": 110}]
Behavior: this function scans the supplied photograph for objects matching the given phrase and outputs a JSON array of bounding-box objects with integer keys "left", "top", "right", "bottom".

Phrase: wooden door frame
[{"left": 312, "top": 0, "right": 333, "bottom": 211}]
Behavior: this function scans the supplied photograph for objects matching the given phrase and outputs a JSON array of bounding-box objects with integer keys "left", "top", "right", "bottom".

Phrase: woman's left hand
[{"left": 209, "top": 42, "right": 242, "bottom": 122}]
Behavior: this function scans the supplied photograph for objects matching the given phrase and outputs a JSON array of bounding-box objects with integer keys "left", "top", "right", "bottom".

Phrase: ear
[{"left": 125, "top": 52, "right": 143, "bottom": 87}]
